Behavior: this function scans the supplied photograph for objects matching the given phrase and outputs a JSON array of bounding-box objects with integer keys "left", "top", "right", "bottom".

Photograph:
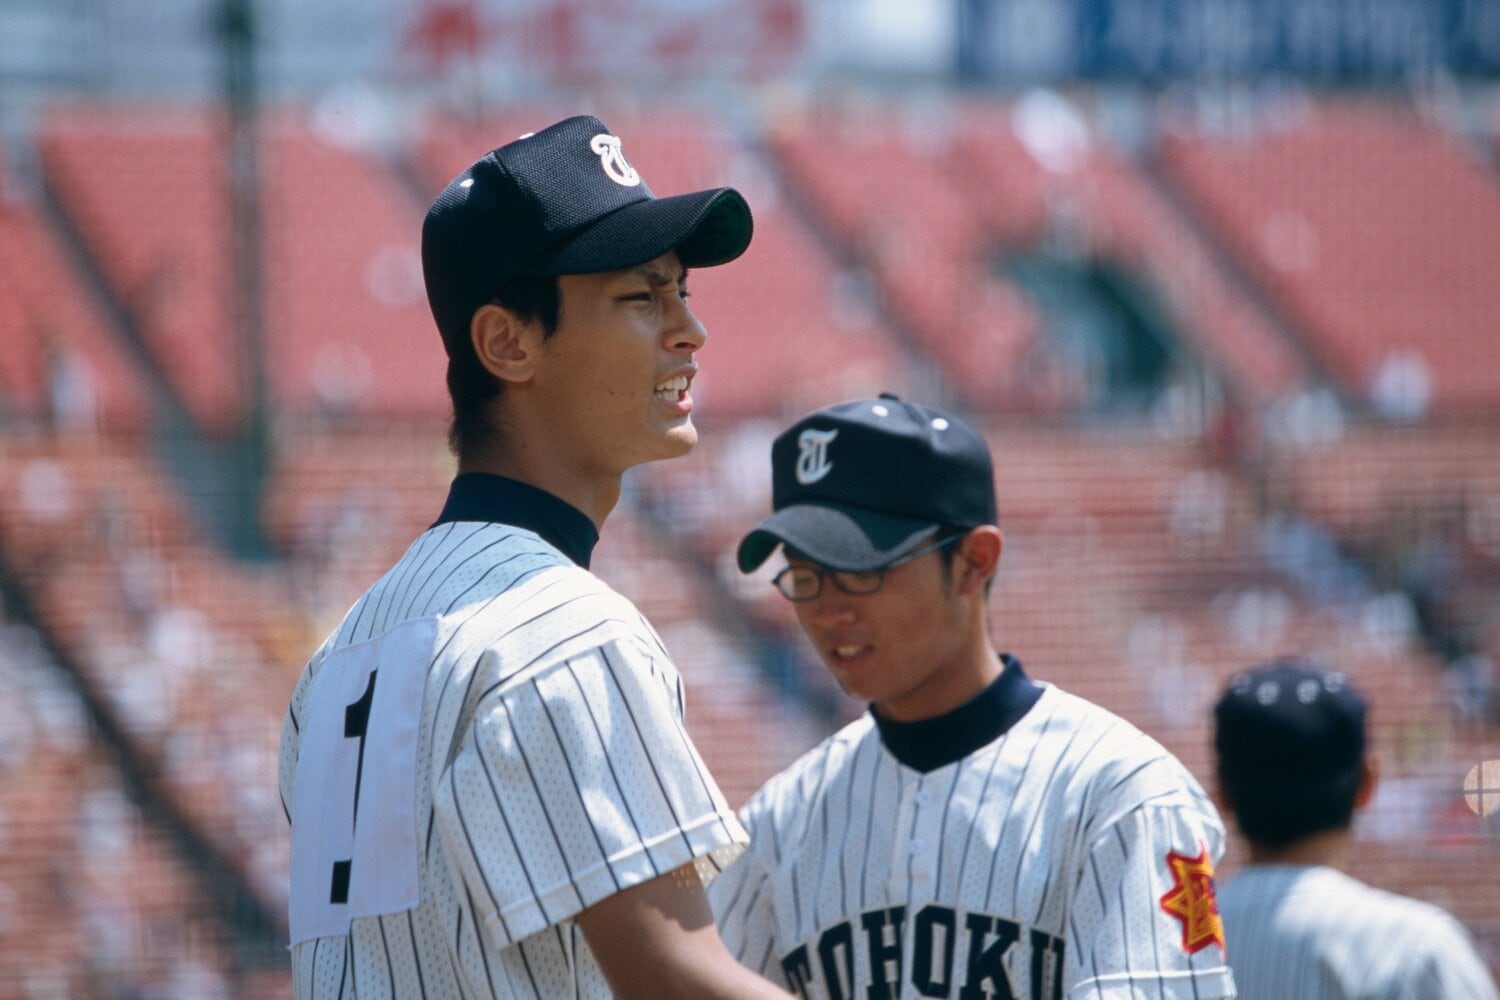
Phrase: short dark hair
[
  {"left": 1216, "top": 759, "right": 1362, "bottom": 849},
  {"left": 1213, "top": 661, "right": 1367, "bottom": 849},
  {"left": 446, "top": 274, "right": 561, "bottom": 458}
]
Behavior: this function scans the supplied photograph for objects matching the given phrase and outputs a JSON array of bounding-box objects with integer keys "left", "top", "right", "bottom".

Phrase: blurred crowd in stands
[{"left": 1, "top": 89, "right": 1497, "bottom": 993}]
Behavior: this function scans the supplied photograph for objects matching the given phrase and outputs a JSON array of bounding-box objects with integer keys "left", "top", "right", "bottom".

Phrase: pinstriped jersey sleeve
[
  {"left": 1219, "top": 865, "right": 1497, "bottom": 1000},
  {"left": 1388, "top": 908, "right": 1498, "bottom": 1000},
  {"left": 709, "top": 792, "right": 786, "bottom": 983},
  {"left": 432, "top": 627, "right": 747, "bottom": 949},
  {"left": 1066, "top": 766, "right": 1236, "bottom": 1000}
]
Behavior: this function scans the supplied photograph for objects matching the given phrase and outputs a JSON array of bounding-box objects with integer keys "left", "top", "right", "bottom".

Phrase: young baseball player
[
  {"left": 710, "top": 394, "right": 1237, "bottom": 999},
  {"left": 1213, "top": 660, "right": 1498, "bottom": 999},
  {"left": 279, "top": 115, "right": 795, "bottom": 999}
]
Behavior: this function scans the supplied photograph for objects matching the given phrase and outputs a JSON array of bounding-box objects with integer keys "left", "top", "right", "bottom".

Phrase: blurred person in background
[{"left": 1213, "top": 659, "right": 1498, "bottom": 999}]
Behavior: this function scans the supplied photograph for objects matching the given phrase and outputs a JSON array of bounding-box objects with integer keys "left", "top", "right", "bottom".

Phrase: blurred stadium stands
[
  {"left": 37, "top": 106, "right": 448, "bottom": 430},
  {"left": 0, "top": 149, "right": 151, "bottom": 432},
  {"left": 1159, "top": 98, "right": 1500, "bottom": 416},
  {"left": 0, "top": 73, "right": 1497, "bottom": 998}
]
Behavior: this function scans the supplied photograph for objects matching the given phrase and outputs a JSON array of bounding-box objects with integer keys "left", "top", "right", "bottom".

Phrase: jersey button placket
[
  {"left": 907, "top": 777, "right": 937, "bottom": 884},
  {"left": 888, "top": 771, "right": 921, "bottom": 892}
]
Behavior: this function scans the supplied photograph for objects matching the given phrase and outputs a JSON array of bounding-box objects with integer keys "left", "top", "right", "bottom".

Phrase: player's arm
[
  {"left": 705, "top": 829, "right": 781, "bottom": 976},
  {"left": 1069, "top": 795, "right": 1237, "bottom": 999},
  {"left": 578, "top": 862, "right": 796, "bottom": 1000},
  {"left": 1403, "top": 913, "right": 1500, "bottom": 1000}
]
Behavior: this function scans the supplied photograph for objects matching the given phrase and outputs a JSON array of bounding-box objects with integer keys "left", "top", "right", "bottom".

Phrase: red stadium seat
[
  {"left": 0, "top": 146, "right": 150, "bottom": 431},
  {"left": 1160, "top": 99, "right": 1500, "bottom": 414},
  {"left": 39, "top": 105, "right": 242, "bottom": 431},
  {"left": 770, "top": 100, "right": 1310, "bottom": 413},
  {"left": 38, "top": 105, "right": 450, "bottom": 430}
]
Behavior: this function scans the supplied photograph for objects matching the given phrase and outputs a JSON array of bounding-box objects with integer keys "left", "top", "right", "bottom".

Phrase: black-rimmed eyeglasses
[{"left": 771, "top": 532, "right": 966, "bottom": 602}]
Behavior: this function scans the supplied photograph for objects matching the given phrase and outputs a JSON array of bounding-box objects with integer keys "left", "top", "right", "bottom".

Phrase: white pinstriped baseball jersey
[
  {"left": 710, "top": 659, "right": 1236, "bottom": 1000},
  {"left": 1218, "top": 864, "right": 1498, "bottom": 1000},
  {"left": 279, "top": 475, "right": 746, "bottom": 999}
]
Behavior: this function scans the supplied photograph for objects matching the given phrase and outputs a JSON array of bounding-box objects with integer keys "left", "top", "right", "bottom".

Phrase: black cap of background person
[
  {"left": 421, "top": 114, "right": 754, "bottom": 352},
  {"left": 737, "top": 394, "right": 997, "bottom": 573},
  {"left": 1213, "top": 660, "right": 1368, "bottom": 781}
]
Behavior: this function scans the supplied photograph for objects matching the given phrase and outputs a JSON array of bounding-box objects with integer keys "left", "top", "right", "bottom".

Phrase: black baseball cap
[
  {"left": 422, "top": 114, "right": 753, "bottom": 350},
  {"left": 737, "top": 394, "right": 997, "bottom": 573},
  {"left": 1213, "top": 660, "right": 1368, "bottom": 780}
]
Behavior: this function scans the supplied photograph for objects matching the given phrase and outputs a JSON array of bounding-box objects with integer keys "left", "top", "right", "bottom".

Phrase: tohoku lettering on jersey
[
  {"left": 779, "top": 903, "right": 1067, "bottom": 1000},
  {"left": 710, "top": 685, "right": 1236, "bottom": 1000},
  {"left": 279, "top": 521, "right": 747, "bottom": 999}
]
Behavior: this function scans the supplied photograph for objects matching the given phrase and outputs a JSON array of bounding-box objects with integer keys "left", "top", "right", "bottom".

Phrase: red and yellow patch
[{"left": 1158, "top": 845, "right": 1226, "bottom": 955}]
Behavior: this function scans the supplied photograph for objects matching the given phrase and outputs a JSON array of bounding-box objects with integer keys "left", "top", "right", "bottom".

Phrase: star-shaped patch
[{"left": 1159, "top": 844, "right": 1226, "bottom": 954}]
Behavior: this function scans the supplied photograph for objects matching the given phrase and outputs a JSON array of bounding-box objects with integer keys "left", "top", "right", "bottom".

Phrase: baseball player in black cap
[
  {"left": 1213, "top": 660, "right": 1497, "bottom": 999},
  {"left": 280, "top": 115, "right": 794, "bottom": 999},
  {"left": 711, "top": 394, "right": 1236, "bottom": 999}
]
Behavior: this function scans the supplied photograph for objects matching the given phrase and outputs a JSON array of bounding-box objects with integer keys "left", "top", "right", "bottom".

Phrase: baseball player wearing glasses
[
  {"left": 711, "top": 395, "right": 1237, "bottom": 999},
  {"left": 279, "top": 116, "right": 795, "bottom": 999}
]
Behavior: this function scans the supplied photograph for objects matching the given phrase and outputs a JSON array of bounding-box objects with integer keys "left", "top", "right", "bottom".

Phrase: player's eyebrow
[{"left": 632, "top": 262, "right": 689, "bottom": 287}]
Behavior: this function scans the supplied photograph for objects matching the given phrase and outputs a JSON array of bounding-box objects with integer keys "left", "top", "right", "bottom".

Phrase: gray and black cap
[{"left": 738, "top": 394, "right": 997, "bottom": 573}]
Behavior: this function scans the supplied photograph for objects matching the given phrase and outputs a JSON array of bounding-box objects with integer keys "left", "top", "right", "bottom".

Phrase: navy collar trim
[
  {"left": 871, "top": 654, "right": 1044, "bottom": 773},
  {"left": 433, "top": 473, "right": 599, "bottom": 568}
]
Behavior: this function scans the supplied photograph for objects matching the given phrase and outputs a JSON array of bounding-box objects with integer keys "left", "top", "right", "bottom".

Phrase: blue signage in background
[{"left": 966, "top": 0, "right": 1500, "bottom": 83}]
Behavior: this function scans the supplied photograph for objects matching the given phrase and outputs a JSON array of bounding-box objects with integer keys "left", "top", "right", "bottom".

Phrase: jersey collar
[
  {"left": 433, "top": 472, "right": 599, "bottom": 568},
  {"left": 871, "top": 654, "right": 1044, "bottom": 773}
]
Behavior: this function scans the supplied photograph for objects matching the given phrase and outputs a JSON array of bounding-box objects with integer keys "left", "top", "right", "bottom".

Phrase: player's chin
[
  {"left": 633, "top": 424, "right": 696, "bottom": 470},
  {"left": 821, "top": 652, "right": 875, "bottom": 693},
  {"left": 828, "top": 673, "right": 878, "bottom": 704},
  {"left": 657, "top": 420, "right": 698, "bottom": 456}
]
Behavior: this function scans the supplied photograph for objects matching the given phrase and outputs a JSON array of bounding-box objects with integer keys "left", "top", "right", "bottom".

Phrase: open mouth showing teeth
[
  {"left": 833, "top": 645, "right": 864, "bottom": 660},
  {"left": 654, "top": 375, "right": 689, "bottom": 400}
]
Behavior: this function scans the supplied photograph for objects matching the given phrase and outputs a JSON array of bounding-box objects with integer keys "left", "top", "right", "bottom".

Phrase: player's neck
[
  {"left": 876, "top": 631, "right": 1002, "bottom": 723},
  {"left": 1246, "top": 826, "right": 1351, "bottom": 868},
  {"left": 460, "top": 447, "right": 621, "bottom": 531}
]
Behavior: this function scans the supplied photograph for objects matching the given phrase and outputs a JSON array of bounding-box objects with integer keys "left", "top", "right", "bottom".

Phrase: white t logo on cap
[
  {"left": 590, "top": 134, "right": 641, "bottom": 187},
  {"left": 796, "top": 428, "right": 839, "bottom": 485}
]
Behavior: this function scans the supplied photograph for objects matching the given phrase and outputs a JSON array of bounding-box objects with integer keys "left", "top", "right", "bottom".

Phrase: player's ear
[
  {"left": 952, "top": 526, "right": 1002, "bottom": 596},
  {"left": 470, "top": 302, "right": 544, "bottom": 383},
  {"left": 1353, "top": 754, "right": 1379, "bottom": 811}
]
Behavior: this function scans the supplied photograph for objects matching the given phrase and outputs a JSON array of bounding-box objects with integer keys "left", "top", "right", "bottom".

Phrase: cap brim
[
  {"left": 736, "top": 502, "right": 942, "bottom": 574},
  {"left": 530, "top": 187, "right": 752, "bottom": 276}
]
